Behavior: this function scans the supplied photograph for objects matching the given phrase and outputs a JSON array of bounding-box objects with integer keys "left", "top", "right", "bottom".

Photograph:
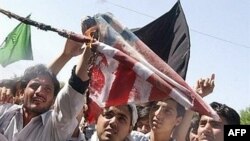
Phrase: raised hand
[
  {"left": 194, "top": 74, "right": 215, "bottom": 97},
  {"left": 48, "top": 38, "right": 85, "bottom": 75},
  {"left": 63, "top": 39, "right": 84, "bottom": 58}
]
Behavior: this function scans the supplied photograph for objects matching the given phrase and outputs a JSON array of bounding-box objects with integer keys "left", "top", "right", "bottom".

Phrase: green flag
[{"left": 0, "top": 21, "right": 33, "bottom": 67}]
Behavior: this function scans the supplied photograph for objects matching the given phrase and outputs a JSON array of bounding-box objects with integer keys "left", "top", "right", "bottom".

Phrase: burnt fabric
[{"left": 82, "top": 1, "right": 218, "bottom": 123}]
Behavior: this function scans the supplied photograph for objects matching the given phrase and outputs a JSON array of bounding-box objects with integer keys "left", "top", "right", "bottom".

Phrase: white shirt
[
  {"left": 90, "top": 131, "right": 137, "bottom": 141},
  {"left": 0, "top": 133, "right": 8, "bottom": 141},
  {"left": 130, "top": 131, "right": 177, "bottom": 141},
  {"left": 0, "top": 83, "right": 85, "bottom": 141},
  {"left": 131, "top": 131, "right": 149, "bottom": 141},
  {"left": 144, "top": 133, "right": 176, "bottom": 141},
  {"left": 87, "top": 131, "right": 148, "bottom": 141}
]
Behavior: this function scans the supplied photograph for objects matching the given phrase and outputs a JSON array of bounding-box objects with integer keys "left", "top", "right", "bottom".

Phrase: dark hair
[
  {"left": 176, "top": 101, "right": 186, "bottom": 117},
  {"left": 127, "top": 105, "right": 133, "bottom": 126},
  {"left": 210, "top": 102, "right": 240, "bottom": 125},
  {"left": 21, "top": 64, "right": 60, "bottom": 96},
  {"left": 0, "top": 79, "right": 17, "bottom": 96},
  {"left": 190, "top": 113, "right": 200, "bottom": 133},
  {"left": 14, "top": 77, "right": 26, "bottom": 90},
  {"left": 137, "top": 104, "right": 150, "bottom": 119},
  {"left": 150, "top": 98, "right": 186, "bottom": 117},
  {"left": 185, "top": 113, "right": 200, "bottom": 141},
  {"left": 134, "top": 104, "right": 150, "bottom": 130}
]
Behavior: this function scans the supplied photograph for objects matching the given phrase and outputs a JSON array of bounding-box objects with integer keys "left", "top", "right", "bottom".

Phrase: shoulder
[
  {"left": 0, "top": 133, "right": 8, "bottom": 141},
  {"left": 0, "top": 103, "right": 21, "bottom": 115}
]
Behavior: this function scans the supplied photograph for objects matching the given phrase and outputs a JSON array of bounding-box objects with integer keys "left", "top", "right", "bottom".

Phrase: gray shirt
[{"left": 0, "top": 83, "right": 85, "bottom": 141}]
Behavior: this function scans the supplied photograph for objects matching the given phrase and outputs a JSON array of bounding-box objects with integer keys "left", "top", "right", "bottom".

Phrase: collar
[
  {"left": 90, "top": 131, "right": 134, "bottom": 141},
  {"left": 40, "top": 110, "right": 51, "bottom": 125},
  {"left": 20, "top": 105, "right": 51, "bottom": 125}
]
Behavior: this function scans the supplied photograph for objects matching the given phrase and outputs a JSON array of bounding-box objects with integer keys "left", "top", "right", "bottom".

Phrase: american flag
[{"left": 82, "top": 4, "right": 218, "bottom": 123}]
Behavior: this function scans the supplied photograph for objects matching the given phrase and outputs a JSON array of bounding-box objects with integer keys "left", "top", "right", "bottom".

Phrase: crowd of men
[{"left": 0, "top": 39, "right": 240, "bottom": 141}]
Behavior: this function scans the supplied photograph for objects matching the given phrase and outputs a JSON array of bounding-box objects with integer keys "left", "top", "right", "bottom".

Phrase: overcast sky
[{"left": 0, "top": 0, "right": 249, "bottom": 112}]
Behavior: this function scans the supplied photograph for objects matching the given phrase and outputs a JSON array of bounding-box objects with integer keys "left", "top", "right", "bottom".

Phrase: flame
[{"left": 84, "top": 26, "right": 98, "bottom": 48}]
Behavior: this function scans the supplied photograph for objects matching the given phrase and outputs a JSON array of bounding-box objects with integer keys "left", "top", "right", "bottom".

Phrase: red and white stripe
[{"left": 90, "top": 42, "right": 192, "bottom": 108}]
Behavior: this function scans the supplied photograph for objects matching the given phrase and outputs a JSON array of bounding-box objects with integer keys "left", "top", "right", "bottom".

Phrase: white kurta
[{"left": 0, "top": 83, "right": 85, "bottom": 141}]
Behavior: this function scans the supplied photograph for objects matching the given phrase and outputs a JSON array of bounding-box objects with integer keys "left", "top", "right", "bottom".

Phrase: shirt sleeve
[
  {"left": 0, "top": 133, "right": 8, "bottom": 141},
  {"left": 0, "top": 103, "right": 17, "bottom": 115},
  {"left": 52, "top": 66, "right": 89, "bottom": 140},
  {"left": 68, "top": 66, "right": 89, "bottom": 94}
]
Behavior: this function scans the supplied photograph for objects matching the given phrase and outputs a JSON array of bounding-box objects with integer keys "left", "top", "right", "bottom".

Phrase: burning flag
[{"left": 82, "top": 1, "right": 218, "bottom": 123}]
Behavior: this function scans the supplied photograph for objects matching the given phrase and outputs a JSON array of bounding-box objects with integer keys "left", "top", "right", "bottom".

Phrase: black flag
[{"left": 133, "top": 1, "right": 190, "bottom": 79}]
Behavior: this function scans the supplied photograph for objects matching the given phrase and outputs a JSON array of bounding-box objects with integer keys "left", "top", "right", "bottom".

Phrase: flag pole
[{"left": 0, "top": 7, "right": 92, "bottom": 43}]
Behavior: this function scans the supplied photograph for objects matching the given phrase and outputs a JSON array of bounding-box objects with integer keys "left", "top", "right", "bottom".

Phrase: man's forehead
[
  {"left": 28, "top": 75, "right": 54, "bottom": 88},
  {"left": 104, "top": 105, "right": 129, "bottom": 113},
  {"left": 200, "top": 115, "right": 223, "bottom": 123},
  {"left": 157, "top": 99, "right": 177, "bottom": 106},
  {"left": 29, "top": 75, "right": 53, "bottom": 83}
]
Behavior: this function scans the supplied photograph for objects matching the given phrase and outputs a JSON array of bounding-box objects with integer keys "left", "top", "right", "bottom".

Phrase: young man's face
[
  {"left": 23, "top": 74, "right": 55, "bottom": 115},
  {"left": 96, "top": 105, "right": 133, "bottom": 141},
  {"left": 136, "top": 117, "right": 150, "bottom": 134},
  {"left": 149, "top": 99, "right": 182, "bottom": 134},
  {"left": 196, "top": 115, "right": 228, "bottom": 141}
]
